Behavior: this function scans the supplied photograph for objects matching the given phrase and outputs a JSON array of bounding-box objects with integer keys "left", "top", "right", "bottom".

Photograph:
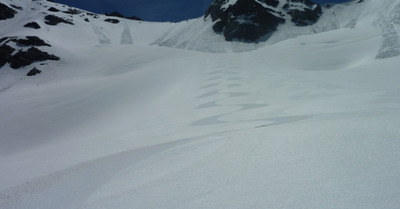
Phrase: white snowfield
[{"left": 1, "top": 0, "right": 400, "bottom": 208}]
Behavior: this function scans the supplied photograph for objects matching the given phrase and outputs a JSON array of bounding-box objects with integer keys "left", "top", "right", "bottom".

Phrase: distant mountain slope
[
  {"left": 0, "top": 0, "right": 399, "bottom": 76},
  {"left": 0, "top": 0, "right": 173, "bottom": 74},
  {"left": 155, "top": 0, "right": 400, "bottom": 56}
]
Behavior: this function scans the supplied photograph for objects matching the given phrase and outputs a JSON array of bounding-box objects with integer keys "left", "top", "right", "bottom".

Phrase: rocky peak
[{"left": 204, "top": 0, "right": 321, "bottom": 42}]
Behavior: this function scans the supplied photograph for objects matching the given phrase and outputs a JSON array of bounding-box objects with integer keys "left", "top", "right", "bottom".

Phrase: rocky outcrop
[
  {"left": 27, "top": 67, "right": 42, "bottom": 76},
  {"left": 0, "top": 2, "right": 17, "bottom": 20},
  {"left": 44, "top": 14, "right": 74, "bottom": 26},
  {"left": 0, "top": 44, "right": 15, "bottom": 67},
  {"left": 283, "top": 0, "right": 322, "bottom": 26},
  {"left": 24, "top": 22, "right": 41, "bottom": 29},
  {"left": 48, "top": 7, "right": 60, "bottom": 12},
  {"left": 0, "top": 37, "right": 59, "bottom": 69},
  {"left": 104, "top": 18, "right": 120, "bottom": 24},
  {"left": 13, "top": 36, "right": 51, "bottom": 47},
  {"left": 9, "top": 47, "right": 60, "bottom": 69},
  {"left": 205, "top": 0, "right": 285, "bottom": 42},
  {"left": 105, "top": 11, "right": 142, "bottom": 21},
  {"left": 204, "top": 0, "right": 322, "bottom": 42}
]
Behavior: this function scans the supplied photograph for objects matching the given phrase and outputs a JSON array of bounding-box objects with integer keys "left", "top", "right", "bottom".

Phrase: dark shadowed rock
[
  {"left": 10, "top": 47, "right": 60, "bottom": 69},
  {"left": 24, "top": 22, "right": 41, "bottom": 29},
  {"left": 204, "top": 0, "right": 322, "bottom": 42},
  {"left": 283, "top": 0, "right": 322, "bottom": 26},
  {"left": 104, "top": 18, "right": 120, "bottom": 24},
  {"left": 27, "top": 67, "right": 41, "bottom": 76},
  {"left": 1, "top": 36, "right": 51, "bottom": 47},
  {"left": 62, "top": 8, "right": 81, "bottom": 15},
  {"left": 86, "top": 12, "right": 99, "bottom": 19},
  {"left": 15, "top": 36, "right": 51, "bottom": 47},
  {"left": 0, "top": 44, "right": 15, "bottom": 67},
  {"left": 205, "top": 0, "right": 285, "bottom": 42},
  {"left": 44, "top": 14, "right": 73, "bottom": 25},
  {"left": 105, "top": 11, "right": 142, "bottom": 21},
  {"left": 0, "top": 3, "right": 17, "bottom": 20},
  {"left": 48, "top": 7, "right": 60, "bottom": 12},
  {"left": 0, "top": 37, "right": 8, "bottom": 44}
]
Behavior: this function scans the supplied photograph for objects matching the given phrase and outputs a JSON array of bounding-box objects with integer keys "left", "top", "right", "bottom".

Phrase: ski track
[{"left": 1, "top": 0, "right": 400, "bottom": 208}]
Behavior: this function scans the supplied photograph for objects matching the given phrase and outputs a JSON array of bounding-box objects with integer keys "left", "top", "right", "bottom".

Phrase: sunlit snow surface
[{"left": 1, "top": 0, "right": 400, "bottom": 208}]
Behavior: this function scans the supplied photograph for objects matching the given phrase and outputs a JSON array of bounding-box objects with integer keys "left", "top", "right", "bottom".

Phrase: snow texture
[{"left": 1, "top": 0, "right": 400, "bottom": 209}]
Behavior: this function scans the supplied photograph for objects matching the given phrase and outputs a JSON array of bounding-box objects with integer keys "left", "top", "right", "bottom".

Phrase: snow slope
[{"left": 1, "top": 0, "right": 400, "bottom": 208}]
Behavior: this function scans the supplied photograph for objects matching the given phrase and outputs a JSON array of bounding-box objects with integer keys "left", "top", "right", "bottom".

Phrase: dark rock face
[
  {"left": 105, "top": 11, "right": 142, "bottom": 21},
  {"left": 44, "top": 14, "right": 73, "bottom": 25},
  {"left": 62, "top": 8, "right": 81, "bottom": 15},
  {"left": 204, "top": 0, "right": 322, "bottom": 42},
  {"left": 48, "top": 7, "right": 60, "bottom": 12},
  {"left": 15, "top": 36, "right": 51, "bottom": 47},
  {"left": 2, "top": 36, "right": 51, "bottom": 47},
  {"left": 205, "top": 0, "right": 285, "bottom": 42},
  {"left": 27, "top": 67, "right": 42, "bottom": 76},
  {"left": 10, "top": 47, "right": 60, "bottom": 69},
  {"left": 0, "top": 3, "right": 17, "bottom": 20},
  {"left": 283, "top": 0, "right": 322, "bottom": 26},
  {"left": 24, "top": 22, "right": 41, "bottom": 29},
  {"left": 0, "top": 44, "right": 15, "bottom": 67},
  {"left": 104, "top": 18, "right": 120, "bottom": 24},
  {"left": 0, "top": 37, "right": 59, "bottom": 69}
]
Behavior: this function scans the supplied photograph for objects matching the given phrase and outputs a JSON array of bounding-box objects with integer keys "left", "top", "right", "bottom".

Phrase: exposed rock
[
  {"left": 1, "top": 36, "right": 51, "bottom": 47},
  {"left": 283, "top": 0, "right": 322, "bottom": 26},
  {"left": 48, "top": 7, "right": 60, "bottom": 12},
  {"left": 0, "top": 37, "right": 8, "bottom": 44},
  {"left": 44, "top": 14, "right": 73, "bottom": 25},
  {"left": 204, "top": 0, "right": 285, "bottom": 42},
  {"left": 62, "top": 8, "right": 81, "bottom": 15},
  {"left": 15, "top": 36, "right": 51, "bottom": 47},
  {"left": 27, "top": 67, "right": 41, "bottom": 76},
  {"left": 10, "top": 47, "right": 60, "bottom": 69},
  {"left": 105, "top": 11, "right": 142, "bottom": 21},
  {"left": 0, "top": 3, "right": 17, "bottom": 20},
  {"left": 86, "top": 12, "right": 99, "bottom": 19},
  {"left": 24, "top": 22, "right": 41, "bottom": 29},
  {"left": 0, "top": 44, "right": 15, "bottom": 67},
  {"left": 104, "top": 18, "right": 119, "bottom": 24},
  {"left": 204, "top": 0, "right": 322, "bottom": 42}
]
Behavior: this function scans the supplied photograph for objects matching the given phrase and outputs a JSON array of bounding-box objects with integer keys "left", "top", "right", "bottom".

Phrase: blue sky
[{"left": 53, "top": 0, "right": 350, "bottom": 22}]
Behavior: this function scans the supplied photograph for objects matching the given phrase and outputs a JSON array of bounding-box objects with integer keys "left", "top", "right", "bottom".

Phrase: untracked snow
[{"left": 1, "top": 0, "right": 400, "bottom": 208}]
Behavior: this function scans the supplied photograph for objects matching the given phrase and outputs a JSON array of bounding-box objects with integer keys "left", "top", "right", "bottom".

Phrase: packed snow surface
[{"left": 1, "top": 0, "right": 400, "bottom": 208}]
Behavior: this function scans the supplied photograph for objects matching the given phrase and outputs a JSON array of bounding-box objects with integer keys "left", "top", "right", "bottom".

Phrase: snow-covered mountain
[{"left": 1, "top": 0, "right": 400, "bottom": 208}]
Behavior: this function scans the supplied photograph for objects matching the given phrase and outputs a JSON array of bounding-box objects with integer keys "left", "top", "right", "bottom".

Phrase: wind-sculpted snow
[{"left": 1, "top": 0, "right": 400, "bottom": 208}]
